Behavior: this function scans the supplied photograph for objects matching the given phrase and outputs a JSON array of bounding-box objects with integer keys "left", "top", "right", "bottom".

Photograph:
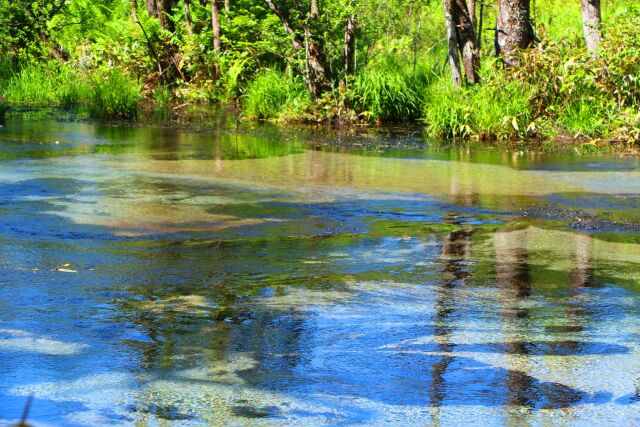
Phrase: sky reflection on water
[{"left": 0, "top": 117, "right": 640, "bottom": 425}]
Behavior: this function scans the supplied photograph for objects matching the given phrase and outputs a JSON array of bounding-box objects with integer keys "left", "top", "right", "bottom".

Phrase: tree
[
  {"left": 264, "top": 0, "right": 331, "bottom": 98},
  {"left": 581, "top": 0, "right": 601, "bottom": 53},
  {"left": 495, "top": 0, "right": 536, "bottom": 67},
  {"left": 183, "top": 0, "right": 193, "bottom": 35},
  {"left": 444, "top": 0, "right": 480, "bottom": 85},
  {"left": 344, "top": 13, "right": 356, "bottom": 75},
  {"left": 212, "top": 0, "right": 221, "bottom": 55}
]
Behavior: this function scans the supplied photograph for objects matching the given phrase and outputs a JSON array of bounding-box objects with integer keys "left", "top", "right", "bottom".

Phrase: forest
[{"left": 1, "top": 0, "right": 639, "bottom": 143}]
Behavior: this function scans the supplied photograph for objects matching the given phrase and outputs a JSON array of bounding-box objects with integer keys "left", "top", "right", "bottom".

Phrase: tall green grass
[
  {"left": 424, "top": 78, "right": 536, "bottom": 140},
  {"left": 348, "top": 57, "right": 436, "bottom": 122},
  {"left": 1, "top": 63, "right": 91, "bottom": 108},
  {"left": 58, "top": 74, "right": 92, "bottom": 109},
  {"left": 4, "top": 64, "right": 62, "bottom": 105},
  {"left": 242, "top": 69, "right": 310, "bottom": 120},
  {"left": 89, "top": 69, "right": 142, "bottom": 119}
]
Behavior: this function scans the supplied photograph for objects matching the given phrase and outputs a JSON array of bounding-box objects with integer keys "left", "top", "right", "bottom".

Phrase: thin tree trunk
[
  {"left": 212, "top": 0, "right": 221, "bottom": 53},
  {"left": 212, "top": 0, "right": 221, "bottom": 76},
  {"left": 344, "top": 14, "right": 356, "bottom": 75},
  {"left": 224, "top": 0, "right": 230, "bottom": 13},
  {"left": 263, "top": 0, "right": 330, "bottom": 98},
  {"left": 454, "top": 0, "right": 480, "bottom": 84},
  {"left": 184, "top": 0, "right": 193, "bottom": 35},
  {"left": 581, "top": 0, "right": 601, "bottom": 53},
  {"left": 161, "top": 0, "right": 176, "bottom": 31},
  {"left": 305, "top": 0, "right": 331, "bottom": 98},
  {"left": 133, "top": 0, "right": 163, "bottom": 74},
  {"left": 495, "top": 0, "right": 535, "bottom": 67},
  {"left": 156, "top": 0, "right": 167, "bottom": 29}
]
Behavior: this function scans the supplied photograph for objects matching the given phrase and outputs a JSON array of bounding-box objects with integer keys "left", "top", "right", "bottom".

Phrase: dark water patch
[
  {"left": 131, "top": 403, "right": 196, "bottom": 421},
  {"left": 231, "top": 405, "right": 281, "bottom": 418},
  {"left": 544, "top": 324, "right": 586, "bottom": 333},
  {"left": 521, "top": 205, "right": 640, "bottom": 234},
  {"left": 403, "top": 341, "right": 629, "bottom": 356}
]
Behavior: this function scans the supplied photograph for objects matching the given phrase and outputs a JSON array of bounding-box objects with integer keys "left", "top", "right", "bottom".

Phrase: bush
[
  {"left": 242, "top": 69, "right": 309, "bottom": 120},
  {"left": 89, "top": 69, "right": 141, "bottom": 119}
]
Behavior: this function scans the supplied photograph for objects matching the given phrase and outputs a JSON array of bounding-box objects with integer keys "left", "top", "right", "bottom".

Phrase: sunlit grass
[
  {"left": 89, "top": 69, "right": 142, "bottom": 120},
  {"left": 242, "top": 69, "right": 310, "bottom": 120}
]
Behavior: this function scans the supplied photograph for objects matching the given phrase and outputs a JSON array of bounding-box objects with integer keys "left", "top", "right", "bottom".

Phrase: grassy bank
[
  {"left": 0, "top": 63, "right": 141, "bottom": 120},
  {"left": 0, "top": 0, "right": 638, "bottom": 147}
]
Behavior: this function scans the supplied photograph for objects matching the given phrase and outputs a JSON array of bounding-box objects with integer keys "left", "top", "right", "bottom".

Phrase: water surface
[{"left": 1, "top": 115, "right": 640, "bottom": 426}]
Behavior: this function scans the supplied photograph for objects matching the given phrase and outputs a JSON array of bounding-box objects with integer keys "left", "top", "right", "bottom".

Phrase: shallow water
[{"left": 1, "top": 115, "right": 640, "bottom": 426}]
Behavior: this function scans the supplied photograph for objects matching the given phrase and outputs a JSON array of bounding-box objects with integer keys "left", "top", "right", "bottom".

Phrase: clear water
[{"left": 1, "top": 114, "right": 640, "bottom": 426}]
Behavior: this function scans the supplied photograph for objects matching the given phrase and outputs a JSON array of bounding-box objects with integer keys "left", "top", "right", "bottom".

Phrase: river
[{"left": 1, "top": 113, "right": 640, "bottom": 425}]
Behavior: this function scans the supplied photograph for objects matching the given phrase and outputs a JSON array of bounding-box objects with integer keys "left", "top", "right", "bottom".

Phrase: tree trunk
[
  {"left": 184, "top": 0, "right": 193, "bottom": 35},
  {"left": 224, "top": 0, "right": 230, "bottom": 13},
  {"left": 304, "top": 0, "right": 331, "bottom": 98},
  {"left": 581, "top": 0, "right": 601, "bottom": 53},
  {"left": 211, "top": 0, "right": 221, "bottom": 76},
  {"left": 444, "top": 0, "right": 480, "bottom": 85},
  {"left": 495, "top": 0, "right": 535, "bottom": 67},
  {"left": 161, "top": 0, "right": 176, "bottom": 31},
  {"left": 146, "top": 0, "right": 159, "bottom": 19},
  {"left": 467, "top": 0, "right": 476, "bottom": 29},
  {"left": 344, "top": 14, "right": 356, "bottom": 75},
  {"left": 444, "top": 0, "right": 463, "bottom": 86},
  {"left": 212, "top": 0, "right": 221, "bottom": 53},
  {"left": 263, "top": 0, "right": 329, "bottom": 98}
]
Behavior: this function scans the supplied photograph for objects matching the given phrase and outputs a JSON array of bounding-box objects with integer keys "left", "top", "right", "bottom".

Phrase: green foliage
[
  {"left": 89, "top": 69, "right": 141, "bottom": 119},
  {"left": 424, "top": 77, "right": 536, "bottom": 140},
  {"left": 348, "top": 57, "right": 435, "bottom": 122},
  {"left": 2, "top": 62, "right": 91, "bottom": 108},
  {"left": 153, "top": 85, "right": 172, "bottom": 105},
  {"left": 58, "top": 71, "right": 92, "bottom": 108},
  {"left": 242, "top": 69, "right": 310, "bottom": 120},
  {"left": 4, "top": 64, "right": 61, "bottom": 105},
  {"left": 0, "top": 0, "right": 639, "bottom": 142}
]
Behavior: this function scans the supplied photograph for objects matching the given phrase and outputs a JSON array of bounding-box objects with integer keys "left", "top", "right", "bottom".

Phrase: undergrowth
[
  {"left": 241, "top": 69, "right": 310, "bottom": 121},
  {"left": 89, "top": 69, "right": 141, "bottom": 119}
]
